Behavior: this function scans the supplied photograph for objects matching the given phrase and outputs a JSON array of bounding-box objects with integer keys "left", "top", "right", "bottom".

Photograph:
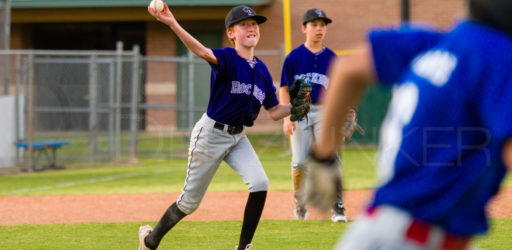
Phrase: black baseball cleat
[{"left": 331, "top": 204, "right": 348, "bottom": 222}]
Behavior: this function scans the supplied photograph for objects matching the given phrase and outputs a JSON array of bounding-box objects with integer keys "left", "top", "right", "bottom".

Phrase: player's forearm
[
  {"left": 278, "top": 87, "right": 291, "bottom": 120},
  {"left": 268, "top": 104, "right": 292, "bottom": 121},
  {"left": 315, "top": 45, "right": 374, "bottom": 158},
  {"left": 503, "top": 139, "right": 512, "bottom": 171},
  {"left": 279, "top": 86, "right": 291, "bottom": 105},
  {"left": 167, "top": 21, "right": 217, "bottom": 64}
]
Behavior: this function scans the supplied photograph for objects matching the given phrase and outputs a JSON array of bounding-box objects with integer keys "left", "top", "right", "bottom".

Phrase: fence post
[
  {"left": 115, "top": 41, "right": 123, "bottom": 162},
  {"left": 88, "top": 54, "right": 98, "bottom": 166},
  {"left": 14, "top": 54, "right": 21, "bottom": 165},
  {"left": 401, "top": 0, "right": 410, "bottom": 22},
  {"left": 129, "top": 45, "right": 140, "bottom": 162},
  {"left": 27, "top": 52, "right": 35, "bottom": 172},
  {"left": 108, "top": 58, "right": 115, "bottom": 161},
  {"left": 2, "top": 0, "right": 10, "bottom": 95}
]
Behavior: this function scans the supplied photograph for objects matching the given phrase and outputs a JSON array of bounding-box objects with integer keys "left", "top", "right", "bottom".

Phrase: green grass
[
  {"left": 0, "top": 220, "right": 346, "bottom": 250},
  {"left": 0, "top": 219, "right": 511, "bottom": 249},
  {"left": 19, "top": 132, "right": 191, "bottom": 165},
  {"left": 1, "top": 134, "right": 512, "bottom": 249},
  {"left": 0, "top": 148, "right": 378, "bottom": 196},
  {"left": 3, "top": 145, "right": 509, "bottom": 196},
  {"left": 17, "top": 132, "right": 512, "bottom": 189},
  {"left": 473, "top": 219, "right": 512, "bottom": 249},
  {"left": 503, "top": 175, "right": 512, "bottom": 187}
]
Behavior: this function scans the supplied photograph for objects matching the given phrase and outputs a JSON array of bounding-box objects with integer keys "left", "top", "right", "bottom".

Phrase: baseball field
[{"left": 1, "top": 134, "right": 511, "bottom": 249}]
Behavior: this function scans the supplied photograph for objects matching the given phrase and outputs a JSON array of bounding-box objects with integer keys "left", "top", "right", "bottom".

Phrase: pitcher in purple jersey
[
  {"left": 306, "top": 0, "right": 512, "bottom": 249},
  {"left": 140, "top": 4, "right": 292, "bottom": 250},
  {"left": 279, "top": 8, "right": 347, "bottom": 222}
]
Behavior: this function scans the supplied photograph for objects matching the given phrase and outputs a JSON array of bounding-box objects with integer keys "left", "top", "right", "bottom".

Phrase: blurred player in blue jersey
[
  {"left": 279, "top": 8, "right": 348, "bottom": 222},
  {"left": 307, "top": 0, "right": 512, "bottom": 249},
  {"left": 140, "top": 5, "right": 293, "bottom": 250}
]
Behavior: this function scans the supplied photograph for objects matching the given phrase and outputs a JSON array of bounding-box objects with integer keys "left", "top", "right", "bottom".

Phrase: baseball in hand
[{"left": 150, "top": 0, "right": 165, "bottom": 12}]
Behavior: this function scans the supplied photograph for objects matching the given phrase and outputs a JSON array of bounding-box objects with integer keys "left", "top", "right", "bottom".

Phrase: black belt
[{"left": 213, "top": 122, "right": 243, "bottom": 135}]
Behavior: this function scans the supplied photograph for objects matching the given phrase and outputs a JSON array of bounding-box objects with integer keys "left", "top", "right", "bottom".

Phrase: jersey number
[{"left": 377, "top": 82, "right": 419, "bottom": 185}]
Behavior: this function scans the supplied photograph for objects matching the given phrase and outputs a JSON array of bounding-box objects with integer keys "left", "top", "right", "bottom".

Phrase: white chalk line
[{"left": 7, "top": 168, "right": 173, "bottom": 195}]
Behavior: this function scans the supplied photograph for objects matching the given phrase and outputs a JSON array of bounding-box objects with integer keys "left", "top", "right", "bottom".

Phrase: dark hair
[{"left": 469, "top": 0, "right": 512, "bottom": 34}]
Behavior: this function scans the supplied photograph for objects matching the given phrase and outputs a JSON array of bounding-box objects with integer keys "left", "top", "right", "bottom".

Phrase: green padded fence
[{"left": 349, "top": 85, "right": 392, "bottom": 145}]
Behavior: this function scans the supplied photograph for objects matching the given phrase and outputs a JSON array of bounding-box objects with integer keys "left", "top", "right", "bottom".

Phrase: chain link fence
[
  {"left": 1, "top": 45, "right": 386, "bottom": 171},
  {"left": 0, "top": 46, "right": 287, "bottom": 170},
  {"left": 3, "top": 46, "right": 142, "bottom": 170}
]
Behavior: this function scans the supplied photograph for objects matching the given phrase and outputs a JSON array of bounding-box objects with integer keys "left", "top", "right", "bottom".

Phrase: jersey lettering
[
  {"left": 295, "top": 73, "right": 329, "bottom": 88},
  {"left": 230, "top": 80, "right": 266, "bottom": 105},
  {"left": 231, "top": 81, "right": 252, "bottom": 95},
  {"left": 412, "top": 50, "right": 458, "bottom": 87},
  {"left": 253, "top": 85, "right": 266, "bottom": 104}
]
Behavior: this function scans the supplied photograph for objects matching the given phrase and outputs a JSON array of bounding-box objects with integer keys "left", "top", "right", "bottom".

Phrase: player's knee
[
  {"left": 249, "top": 175, "right": 269, "bottom": 192},
  {"left": 176, "top": 201, "right": 199, "bottom": 215},
  {"left": 292, "top": 163, "right": 307, "bottom": 171}
]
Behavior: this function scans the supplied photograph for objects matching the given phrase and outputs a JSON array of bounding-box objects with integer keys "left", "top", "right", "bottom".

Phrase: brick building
[{"left": 9, "top": 0, "right": 465, "bottom": 133}]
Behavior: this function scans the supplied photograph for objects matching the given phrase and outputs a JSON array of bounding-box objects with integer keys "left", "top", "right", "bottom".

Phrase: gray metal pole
[
  {"left": 129, "top": 45, "right": 140, "bottom": 162},
  {"left": 88, "top": 54, "right": 98, "bottom": 166},
  {"left": 115, "top": 41, "right": 123, "bottom": 161},
  {"left": 2, "top": 0, "right": 9, "bottom": 49},
  {"left": 14, "top": 54, "right": 20, "bottom": 165},
  {"left": 401, "top": 0, "right": 410, "bottom": 22},
  {"left": 21, "top": 55, "right": 28, "bottom": 169},
  {"left": 27, "top": 52, "right": 34, "bottom": 172},
  {"left": 108, "top": 59, "right": 115, "bottom": 161},
  {"left": 187, "top": 51, "right": 195, "bottom": 129},
  {"left": 2, "top": 0, "right": 10, "bottom": 95}
]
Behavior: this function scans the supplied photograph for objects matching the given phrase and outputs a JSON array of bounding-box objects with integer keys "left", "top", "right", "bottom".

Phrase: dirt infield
[{"left": 1, "top": 188, "right": 511, "bottom": 225}]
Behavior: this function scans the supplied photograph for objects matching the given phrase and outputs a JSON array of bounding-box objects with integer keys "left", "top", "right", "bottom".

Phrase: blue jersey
[
  {"left": 369, "top": 21, "right": 512, "bottom": 236},
  {"left": 207, "top": 47, "right": 279, "bottom": 126},
  {"left": 280, "top": 44, "right": 337, "bottom": 103}
]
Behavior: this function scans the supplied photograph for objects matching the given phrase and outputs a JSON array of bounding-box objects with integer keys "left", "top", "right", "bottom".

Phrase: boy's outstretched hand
[{"left": 147, "top": 1, "right": 176, "bottom": 25}]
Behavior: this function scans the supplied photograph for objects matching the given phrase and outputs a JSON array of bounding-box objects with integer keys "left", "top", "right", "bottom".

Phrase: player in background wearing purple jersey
[
  {"left": 140, "top": 5, "right": 293, "bottom": 250},
  {"left": 306, "top": 0, "right": 512, "bottom": 249},
  {"left": 279, "top": 8, "right": 347, "bottom": 222}
]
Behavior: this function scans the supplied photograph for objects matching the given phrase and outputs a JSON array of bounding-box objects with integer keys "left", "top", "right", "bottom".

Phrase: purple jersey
[
  {"left": 207, "top": 47, "right": 279, "bottom": 126},
  {"left": 280, "top": 44, "right": 337, "bottom": 103},
  {"left": 369, "top": 21, "right": 512, "bottom": 236}
]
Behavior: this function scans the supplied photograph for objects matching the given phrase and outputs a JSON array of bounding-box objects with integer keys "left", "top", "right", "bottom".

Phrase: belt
[{"left": 213, "top": 122, "right": 243, "bottom": 135}]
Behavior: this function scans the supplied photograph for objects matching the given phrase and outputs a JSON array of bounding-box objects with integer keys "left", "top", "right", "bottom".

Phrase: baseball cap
[
  {"left": 225, "top": 5, "right": 267, "bottom": 29},
  {"left": 302, "top": 8, "right": 332, "bottom": 25}
]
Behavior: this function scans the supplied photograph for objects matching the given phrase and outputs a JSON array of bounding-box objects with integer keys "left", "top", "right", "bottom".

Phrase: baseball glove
[
  {"left": 342, "top": 109, "right": 358, "bottom": 142},
  {"left": 289, "top": 78, "right": 312, "bottom": 122},
  {"left": 305, "top": 151, "right": 342, "bottom": 212}
]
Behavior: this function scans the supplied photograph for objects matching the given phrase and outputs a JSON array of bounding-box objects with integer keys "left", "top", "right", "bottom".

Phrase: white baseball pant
[
  {"left": 337, "top": 205, "right": 472, "bottom": 250},
  {"left": 290, "top": 105, "right": 343, "bottom": 207},
  {"left": 176, "top": 113, "right": 269, "bottom": 215},
  {"left": 290, "top": 104, "right": 341, "bottom": 170}
]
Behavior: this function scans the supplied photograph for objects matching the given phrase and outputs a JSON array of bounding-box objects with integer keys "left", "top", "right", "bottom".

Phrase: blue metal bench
[{"left": 16, "top": 141, "right": 70, "bottom": 171}]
